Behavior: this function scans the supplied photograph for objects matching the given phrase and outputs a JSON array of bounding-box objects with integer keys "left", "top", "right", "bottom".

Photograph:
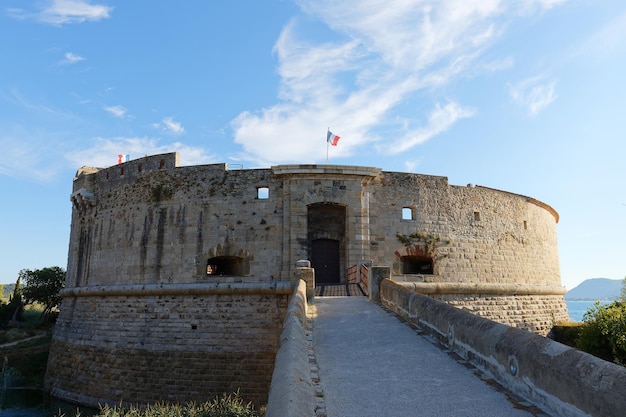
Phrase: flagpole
[{"left": 326, "top": 127, "right": 329, "bottom": 163}]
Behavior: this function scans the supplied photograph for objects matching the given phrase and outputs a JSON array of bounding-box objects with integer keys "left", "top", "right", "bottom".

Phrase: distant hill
[
  {"left": 1, "top": 283, "right": 15, "bottom": 301},
  {"left": 566, "top": 278, "right": 622, "bottom": 301}
]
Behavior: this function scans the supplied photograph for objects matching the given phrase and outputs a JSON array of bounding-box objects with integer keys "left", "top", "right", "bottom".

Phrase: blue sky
[{"left": 1, "top": 0, "right": 625, "bottom": 290}]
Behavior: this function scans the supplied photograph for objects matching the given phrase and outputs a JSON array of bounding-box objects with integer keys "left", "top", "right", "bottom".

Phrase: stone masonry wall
[
  {"left": 431, "top": 294, "right": 569, "bottom": 334},
  {"left": 51, "top": 152, "right": 567, "bottom": 407},
  {"left": 46, "top": 288, "right": 288, "bottom": 407},
  {"left": 68, "top": 153, "right": 563, "bottom": 291},
  {"left": 69, "top": 154, "right": 287, "bottom": 286},
  {"left": 368, "top": 173, "right": 561, "bottom": 287}
]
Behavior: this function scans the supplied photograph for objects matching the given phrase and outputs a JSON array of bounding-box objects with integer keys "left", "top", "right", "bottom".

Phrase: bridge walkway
[
  {"left": 309, "top": 296, "right": 549, "bottom": 417},
  {"left": 314, "top": 283, "right": 366, "bottom": 297}
]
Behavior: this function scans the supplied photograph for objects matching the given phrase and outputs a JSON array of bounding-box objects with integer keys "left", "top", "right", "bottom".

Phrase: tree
[
  {"left": 20, "top": 266, "right": 65, "bottom": 319},
  {"left": 0, "top": 276, "right": 24, "bottom": 324},
  {"left": 621, "top": 276, "right": 626, "bottom": 301},
  {"left": 577, "top": 300, "right": 626, "bottom": 366}
]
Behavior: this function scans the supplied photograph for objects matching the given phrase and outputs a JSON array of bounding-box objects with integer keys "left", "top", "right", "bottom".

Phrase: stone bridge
[{"left": 265, "top": 270, "right": 626, "bottom": 417}]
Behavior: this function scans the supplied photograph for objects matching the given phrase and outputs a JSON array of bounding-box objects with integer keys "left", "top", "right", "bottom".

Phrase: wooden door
[{"left": 312, "top": 239, "right": 340, "bottom": 284}]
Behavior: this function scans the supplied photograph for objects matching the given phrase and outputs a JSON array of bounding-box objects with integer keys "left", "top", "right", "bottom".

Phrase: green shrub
[
  {"left": 65, "top": 392, "right": 262, "bottom": 417},
  {"left": 576, "top": 301, "right": 626, "bottom": 365},
  {"left": 549, "top": 322, "right": 582, "bottom": 347}
]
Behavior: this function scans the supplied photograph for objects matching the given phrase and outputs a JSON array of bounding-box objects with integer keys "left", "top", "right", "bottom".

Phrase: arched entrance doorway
[{"left": 308, "top": 203, "right": 346, "bottom": 284}]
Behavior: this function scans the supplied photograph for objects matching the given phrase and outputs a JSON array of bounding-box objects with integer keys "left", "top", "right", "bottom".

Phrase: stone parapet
[
  {"left": 394, "top": 281, "right": 566, "bottom": 295},
  {"left": 265, "top": 280, "right": 314, "bottom": 417},
  {"left": 60, "top": 282, "right": 295, "bottom": 298},
  {"left": 272, "top": 164, "right": 381, "bottom": 178},
  {"left": 380, "top": 279, "right": 626, "bottom": 417},
  {"left": 392, "top": 280, "right": 568, "bottom": 334}
]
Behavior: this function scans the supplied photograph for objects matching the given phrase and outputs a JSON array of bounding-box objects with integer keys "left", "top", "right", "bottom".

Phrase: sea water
[{"left": 566, "top": 299, "right": 613, "bottom": 322}]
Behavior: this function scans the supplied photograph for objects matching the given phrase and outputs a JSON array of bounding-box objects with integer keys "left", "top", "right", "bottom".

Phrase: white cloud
[
  {"left": 7, "top": 0, "right": 113, "bottom": 25},
  {"left": 404, "top": 159, "right": 421, "bottom": 173},
  {"left": 103, "top": 105, "right": 126, "bottom": 118},
  {"left": 0, "top": 132, "right": 62, "bottom": 183},
  {"left": 41, "top": 0, "right": 111, "bottom": 25},
  {"left": 232, "top": 0, "right": 549, "bottom": 165},
  {"left": 154, "top": 117, "right": 185, "bottom": 135},
  {"left": 383, "top": 101, "right": 475, "bottom": 154},
  {"left": 521, "top": 0, "right": 569, "bottom": 12},
  {"left": 65, "top": 137, "right": 216, "bottom": 168},
  {"left": 508, "top": 76, "right": 557, "bottom": 116},
  {"left": 62, "top": 52, "right": 86, "bottom": 64},
  {"left": 0, "top": 128, "right": 216, "bottom": 182}
]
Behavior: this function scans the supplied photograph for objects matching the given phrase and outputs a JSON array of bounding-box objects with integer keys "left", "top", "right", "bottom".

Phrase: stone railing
[
  {"left": 265, "top": 279, "right": 314, "bottom": 417},
  {"left": 380, "top": 278, "right": 626, "bottom": 417}
]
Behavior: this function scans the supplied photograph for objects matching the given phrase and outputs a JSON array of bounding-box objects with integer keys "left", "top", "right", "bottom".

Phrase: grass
[{"left": 59, "top": 392, "right": 263, "bottom": 417}]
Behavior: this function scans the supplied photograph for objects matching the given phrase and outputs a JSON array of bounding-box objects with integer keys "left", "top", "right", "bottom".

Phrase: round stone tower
[{"left": 45, "top": 152, "right": 567, "bottom": 407}]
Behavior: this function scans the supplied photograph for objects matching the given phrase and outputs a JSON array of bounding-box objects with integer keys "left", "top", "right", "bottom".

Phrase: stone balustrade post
[
  {"left": 369, "top": 266, "right": 390, "bottom": 302},
  {"left": 294, "top": 260, "right": 315, "bottom": 303}
]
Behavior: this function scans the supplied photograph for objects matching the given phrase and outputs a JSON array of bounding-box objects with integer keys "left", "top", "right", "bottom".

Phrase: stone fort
[{"left": 45, "top": 151, "right": 569, "bottom": 408}]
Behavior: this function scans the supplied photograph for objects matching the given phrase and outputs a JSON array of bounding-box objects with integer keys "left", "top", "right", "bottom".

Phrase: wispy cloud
[
  {"left": 61, "top": 52, "right": 86, "bottom": 65},
  {"left": 0, "top": 128, "right": 214, "bottom": 182},
  {"left": 404, "top": 159, "right": 421, "bottom": 173},
  {"left": 8, "top": 0, "right": 112, "bottom": 26},
  {"left": 103, "top": 105, "right": 127, "bottom": 118},
  {"left": 232, "top": 0, "right": 567, "bottom": 165},
  {"left": 65, "top": 137, "right": 215, "bottom": 168},
  {"left": 508, "top": 76, "right": 558, "bottom": 116},
  {"left": 5, "top": 88, "right": 75, "bottom": 120},
  {"left": 576, "top": 9, "right": 626, "bottom": 62},
  {"left": 154, "top": 117, "right": 185, "bottom": 135},
  {"left": 383, "top": 101, "right": 475, "bottom": 154},
  {"left": 0, "top": 128, "right": 69, "bottom": 182}
]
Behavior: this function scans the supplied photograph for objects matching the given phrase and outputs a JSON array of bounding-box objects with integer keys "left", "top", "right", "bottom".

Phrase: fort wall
[
  {"left": 45, "top": 282, "right": 292, "bottom": 407},
  {"left": 47, "top": 152, "right": 569, "bottom": 407}
]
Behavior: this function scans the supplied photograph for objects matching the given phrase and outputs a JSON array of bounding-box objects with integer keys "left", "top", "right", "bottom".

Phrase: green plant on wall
[
  {"left": 396, "top": 231, "right": 449, "bottom": 257},
  {"left": 151, "top": 183, "right": 174, "bottom": 202}
]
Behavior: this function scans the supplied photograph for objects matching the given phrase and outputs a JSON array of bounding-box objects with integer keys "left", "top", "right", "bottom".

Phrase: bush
[
  {"left": 65, "top": 392, "right": 262, "bottom": 417},
  {"left": 548, "top": 322, "right": 582, "bottom": 347},
  {"left": 576, "top": 301, "right": 626, "bottom": 365}
]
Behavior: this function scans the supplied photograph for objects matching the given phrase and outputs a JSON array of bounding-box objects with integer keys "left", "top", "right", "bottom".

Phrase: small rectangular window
[
  {"left": 523, "top": 220, "right": 528, "bottom": 230},
  {"left": 257, "top": 187, "right": 269, "bottom": 199},
  {"left": 402, "top": 207, "right": 414, "bottom": 220},
  {"left": 473, "top": 211, "right": 480, "bottom": 221}
]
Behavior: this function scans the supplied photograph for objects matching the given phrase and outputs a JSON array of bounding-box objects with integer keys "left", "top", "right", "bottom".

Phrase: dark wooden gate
[{"left": 312, "top": 238, "right": 340, "bottom": 284}]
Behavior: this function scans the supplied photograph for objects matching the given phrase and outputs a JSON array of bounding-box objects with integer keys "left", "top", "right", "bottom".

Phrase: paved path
[{"left": 312, "top": 297, "right": 547, "bottom": 417}]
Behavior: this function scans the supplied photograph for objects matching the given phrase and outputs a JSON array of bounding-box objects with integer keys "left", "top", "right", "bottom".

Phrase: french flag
[
  {"left": 118, "top": 154, "right": 130, "bottom": 164},
  {"left": 327, "top": 130, "right": 340, "bottom": 146}
]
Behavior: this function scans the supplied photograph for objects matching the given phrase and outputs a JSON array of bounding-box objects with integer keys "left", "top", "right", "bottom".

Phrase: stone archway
[{"left": 197, "top": 244, "right": 251, "bottom": 277}]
